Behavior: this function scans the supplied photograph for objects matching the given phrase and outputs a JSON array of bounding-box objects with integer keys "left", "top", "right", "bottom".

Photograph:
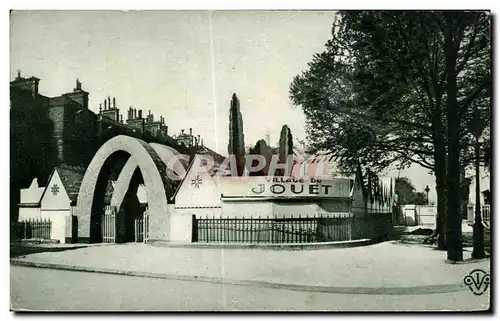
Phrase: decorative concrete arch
[
  {"left": 109, "top": 143, "right": 188, "bottom": 210},
  {"left": 75, "top": 135, "right": 171, "bottom": 243}
]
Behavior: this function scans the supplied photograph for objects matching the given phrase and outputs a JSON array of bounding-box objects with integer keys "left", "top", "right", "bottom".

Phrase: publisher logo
[{"left": 464, "top": 269, "right": 490, "bottom": 295}]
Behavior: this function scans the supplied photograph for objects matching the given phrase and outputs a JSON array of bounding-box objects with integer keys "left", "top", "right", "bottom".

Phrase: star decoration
[
  {"left": 191, "top": 175, "right": 202, "bottom": 188},
  {"left": 51, "top": 184, "right": 60, "bottom": 195}
]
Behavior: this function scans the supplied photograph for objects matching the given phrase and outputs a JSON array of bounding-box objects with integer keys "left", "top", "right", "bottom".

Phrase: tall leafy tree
[
  {"left": 276, "top": 125, "right": 294, "bottom": 175},
  {"left": 290, "top": 11, "right": 491, "bottom": 260},
  {"left": 228, "top": 93, "right": 246, "bottom": 176},
  {"left": 278, "top": 125, "right": 293, "bottom": 162}
]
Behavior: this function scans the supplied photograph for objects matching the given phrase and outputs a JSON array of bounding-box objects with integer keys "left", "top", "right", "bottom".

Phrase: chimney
[
  {"left": 189, "top": 128, "right": 193, "bottom": 136},
  {"left": 133, "top": 108, "right": 137, "bottom": 119},
  {"left": 11, "top": 72, "right": 40, "bottom": 98},
  {"left": 201, "top": 138, "right": 204, "bottom": 146},
  {"left": 75, "top": 78, "right": 82, "bottom": 91},
  {"left": 113, "top": 97, "right": 116, "bottom": 108},
  {"left": 164, "top": 126, "right": 168, "bottom": 137},
  {"left": 138, "top": 110, "right": 143, "bottom": 119},
  {"left": 104, "top": 99, "right": 107, "bottom": 110},
  {"left": 197, "top": 135, "right": 201, "bottom": 146},
  {"left": 99, "top": 104, "right": 102, "bottom": 113},
  {"left": 120, "top": 115, "right": 123, "bottom": 123},
  {"left": 107, "top": 97, "right": 111, "bottom": 108},
  {"left": 181, "top": 129, "right": 185, "bottom": 135}
]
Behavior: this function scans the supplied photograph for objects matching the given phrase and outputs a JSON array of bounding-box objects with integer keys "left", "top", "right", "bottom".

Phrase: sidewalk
[{"left": 11, "top": 241, "right": 490, "bottom": 294}]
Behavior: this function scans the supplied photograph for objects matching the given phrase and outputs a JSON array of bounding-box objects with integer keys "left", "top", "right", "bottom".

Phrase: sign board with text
[{"left": 219, "top": 176, "right": 352, "bottom": 199}]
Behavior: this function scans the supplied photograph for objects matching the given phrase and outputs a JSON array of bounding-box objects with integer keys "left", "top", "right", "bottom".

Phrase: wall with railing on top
[{"left": 191, "top": 213, "right": 392, "bottom": 244}]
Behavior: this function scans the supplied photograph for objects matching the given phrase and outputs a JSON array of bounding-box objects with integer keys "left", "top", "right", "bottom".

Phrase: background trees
[
  {"left": 395, "top": 177, "right": 429, "bottom": 206},
  {"left": 10, "top": 91, "right": 59, "bottom": 222}
]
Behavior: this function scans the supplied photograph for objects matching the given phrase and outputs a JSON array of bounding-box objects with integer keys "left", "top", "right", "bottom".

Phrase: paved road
[{"left": 10, "top": 266, "right": 490, "bottom": 311}]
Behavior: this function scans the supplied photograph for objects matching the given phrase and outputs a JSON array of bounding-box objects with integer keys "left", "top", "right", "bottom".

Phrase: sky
[
  {"left": 9, "top": 10, "right": 490, "bottom": 204},
  {"left": 10, "top": 10, "right": 330, "bottom": 150}
]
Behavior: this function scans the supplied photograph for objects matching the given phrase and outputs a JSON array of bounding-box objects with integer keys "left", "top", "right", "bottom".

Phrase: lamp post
[
  {"left": 425, "top": 185, "right": 430, "bottom": 205},
  {"left": 468, "top": 109, "right": 487, "bottom": 260}
]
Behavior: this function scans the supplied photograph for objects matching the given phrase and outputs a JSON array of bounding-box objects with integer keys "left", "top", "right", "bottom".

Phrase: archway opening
[
  {"left": 89, "top": 150, "right": 130, "bottom": 243},
  {"left": 75, "top": 135, "right": 171, "bottom": 243},
  {"left": 116, "top": 168, "right": 146, "bottom": 243}
]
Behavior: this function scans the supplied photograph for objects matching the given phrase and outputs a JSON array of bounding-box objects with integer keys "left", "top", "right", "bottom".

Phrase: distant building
[
  {"left": 10, "top": 73, "right": 209, "bottom": 221},
  {"left": 11, "top": 73, "right": 209, "bottom": 169},
  {"left": 10, "top": 73, "right": 97, "bottom": 166}
]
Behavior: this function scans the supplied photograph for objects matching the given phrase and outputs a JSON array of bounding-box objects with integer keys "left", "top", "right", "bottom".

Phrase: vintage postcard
[{"left": 9, "top": 10, "right": 491, "bottom": 311}]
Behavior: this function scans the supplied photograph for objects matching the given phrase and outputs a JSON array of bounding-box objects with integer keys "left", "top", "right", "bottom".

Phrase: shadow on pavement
[
  {"left": 10, "top": 242, "right": 89, "bottom": 258},
  {"left": 389, "top": 226, "right": 491, "bottom": 255}
]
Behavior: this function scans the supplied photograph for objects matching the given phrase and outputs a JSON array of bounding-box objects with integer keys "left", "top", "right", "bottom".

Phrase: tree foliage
[
  {"left": 395, "top": 177, "right": 429, "bottom": 205},
  {"left": 278, "top": 125, "right": 293, "bottom": 161},
  {"left": 290, "top": 11, "right": 490, "bottom": 174},
  {"left": 10, "top": 91, "right": 59, "bottom": 221},
  {"left": 228, "top": 93, "right": 246, "bottom": 176}
]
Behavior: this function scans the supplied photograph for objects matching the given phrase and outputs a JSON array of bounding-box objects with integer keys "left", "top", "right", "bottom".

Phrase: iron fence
[
  {"left": 482, "top": 205, "right": 491, "bottom": 226},
  {"left": 144, "top": 209, "right": 150, "bottom": 243},
  {"left": 192, "top": 213, "right": 392, "bottom": 244},
  {"left": 11, "top": 218, "right": 52, "bottom": 241},
  {"left": 134, "top": 217, "right": 144, "bottom": 243},
  {"left": 192, "top": 214, "right": 358, "bottom": 243}
]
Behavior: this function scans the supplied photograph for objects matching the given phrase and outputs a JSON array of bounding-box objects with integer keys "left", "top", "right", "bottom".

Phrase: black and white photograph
[{"left": 8, "top": 8, "right": 492, "bottom": 312}]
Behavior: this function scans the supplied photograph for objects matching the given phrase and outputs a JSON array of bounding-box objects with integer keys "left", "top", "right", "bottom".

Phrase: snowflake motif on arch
[
  {"left": 191, "top": 175, "right": 202, "bottom": 188},
  {"left": 51, "top": 184, "right": 60, "bottom": 195}
]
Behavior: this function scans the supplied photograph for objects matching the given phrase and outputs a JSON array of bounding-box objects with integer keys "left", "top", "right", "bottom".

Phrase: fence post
[
  {"left": 134, "top": 218, "right": 138, "bottom": 243},
  {"left": 191, "top": 215, "right": 198, "bottom": 242}
]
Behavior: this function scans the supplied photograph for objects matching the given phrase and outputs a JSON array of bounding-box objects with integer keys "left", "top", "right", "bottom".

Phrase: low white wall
[
  {"left": 169, "top": 212, "right": 193, "bottom": 243},
  {"left": 272, "top": 202, "right": 317, "bottom": 217},
  {"left": 169, "top": 207, "right": 222, "bottom": 243},
  {"left": 169, "top": 199, "right": 358, "bottom": 243},
  {"left": 417, "top": 206, "right": 437, "bottom": 226},
  {"left": 18, "top": 207, "right": 41, "bottom": 221},
  {"left": 40, "top": 209, "right": 70, "bottom": 244},
  {"left": 221, "top": 201, "right": 273, "bottom": 218}
]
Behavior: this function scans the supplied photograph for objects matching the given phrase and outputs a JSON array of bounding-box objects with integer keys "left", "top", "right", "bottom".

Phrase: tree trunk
[
  {"left": 472, "top": 136, "right": 485, "bottom": 259},
  {"left": 432, "top": 104, "right": 447, "bottom": 250},
  {"left": 444, "top": 14, "right": 463, "bottom": 262},
  {"left": 434, "top": 160, "right": 447, "bottom": 250}
]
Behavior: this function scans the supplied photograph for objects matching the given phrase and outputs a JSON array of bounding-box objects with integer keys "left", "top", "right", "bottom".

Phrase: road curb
[
  {"left": 147, "top": 237, "right": 386, "bottom": 250},
  {"left": 10, "top": 259, "right": 466, "bottom": 295}
]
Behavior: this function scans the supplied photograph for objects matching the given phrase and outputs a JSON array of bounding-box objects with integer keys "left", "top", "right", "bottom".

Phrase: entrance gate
[
  {"left": 101, "top": 206, "right": 117, "bottom": 243},
  {"left": 134, "top": 208, "right": 149, "bottom": 243},
  {"left": 101, "top": 212, "right": 116, "bottom": 243},
  {"left": 101, "top": 206, "right": 149, "bottom": 244}
]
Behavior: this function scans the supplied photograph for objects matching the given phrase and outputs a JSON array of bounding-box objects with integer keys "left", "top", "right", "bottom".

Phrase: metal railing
[
  {"left": 101, "top": 213, "right": 116, "bottom": 243},
  {"left": 467, "top": 204, "right": 491, "bottom": 227},
  {"left": 482, "top": 205, "right": 491, "bottom": 226},
  {"left": 191, "top": 214, "right": 392, "bottom": 244},
  {"left": 134, "top": 217, "right": 144, "bottom": 243},
  {"left": 11, "top": 218, "right": 52, "bottom": 241}
]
